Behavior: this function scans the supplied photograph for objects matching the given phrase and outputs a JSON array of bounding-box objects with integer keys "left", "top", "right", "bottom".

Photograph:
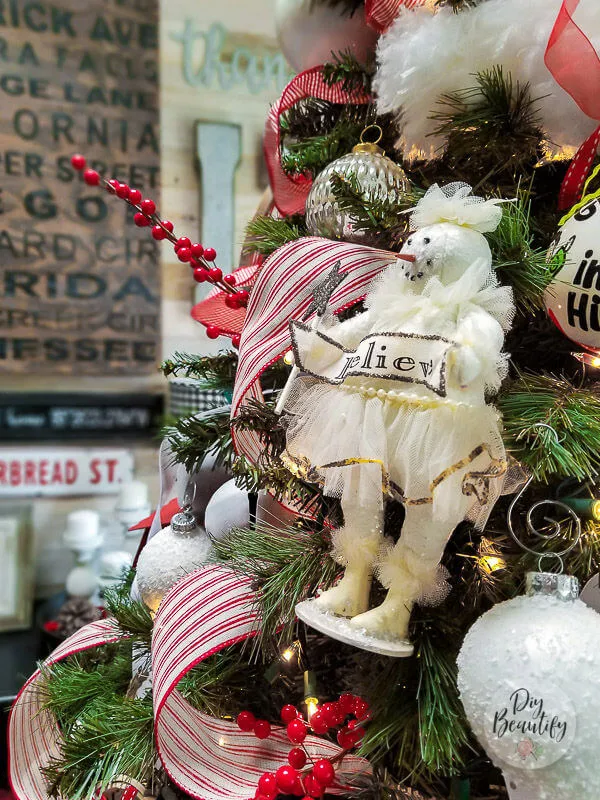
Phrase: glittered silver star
[{"left": 304, "top": 260, "right": 347, "bottom": 319}]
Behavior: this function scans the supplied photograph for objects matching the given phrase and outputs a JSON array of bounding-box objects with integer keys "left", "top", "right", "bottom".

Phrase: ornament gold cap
[
  {"left": 526, "top": 571, "right": 580, "bottom": 602},
  {"left": 353, "top": 124, "right": 384, "bottom": 156}
]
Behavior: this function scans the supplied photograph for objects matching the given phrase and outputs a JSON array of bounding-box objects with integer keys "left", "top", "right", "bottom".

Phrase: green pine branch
[
  {"left": 162, "top": 405, "right": 233, "bottom": 474},
  {"left": 322, "top": 50, "right": 373, "bottom": 94},
  {"left": 245, "top": 215, "right": 305, "bottom": 257},
  {"left": 488, "top": 195, "right": 554, "bottom": 313},
  {"left": 280, "top": 97, "right": 347, "bottom": 141},
  {"left": 103, "top": 579, "right": 154, "bottom": 648},
  {"left": 361, "top": 609, "right": 473, "bottom": 786},
  {"left": 430, "top": 66, "right": 545, "bottom": 193},
  {"left": 43, "top": 693, "right": 155, "bottom": 800},
  {"left": 432, "top": 66, "right": 543, "bottom": 156},
  {"left": 434, "top": 0, "right": 480, "bottom": 10},
  {"left": 499, "top": 373, "right": 600, "bottom": 483},
  {"left": 214, "top": 522, "right": 340, "bottom": 649},
  {"left": 230, "top": 399, "right": 330, "bottom": 516},
  {"left": 329, "top": 171, "right": 414, "bottom": 247},
  {"left": 178, "top": 649, "right": 260, "bottom": 718},
  {"left": 161, "top": 351, "right": 238, "bottom": 393},
  {"left": 39, "top": 650, "right": 133, "bottom": 730},
  {"left": 281, "top": 114, "right": 366, "bottom": 178},
  {"left": 310, "top": 0, "right": 364, "bottom": 16},
  {"left": 231, "top": 398, "right": 287, "bottom": 457},
  {"left": 232, "top": 455, "right": 328, "bottom": 518}
]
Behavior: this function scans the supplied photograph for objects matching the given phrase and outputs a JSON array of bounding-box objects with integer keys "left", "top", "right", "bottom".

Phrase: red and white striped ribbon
[
  {"left": 365, "top": 0, "right": 426, "bottom": 33},
  {"left": 264, "top": 68, "right": 370, "bottom": 217},
  {"left": 10, "top": 566, "right": 369, "bottom": 800},
  {"left": 231, "top": 237, "right": 398, "bottom": 465},
  {"left": 8, "top": 619, "right": 125, "bottom": 800}
]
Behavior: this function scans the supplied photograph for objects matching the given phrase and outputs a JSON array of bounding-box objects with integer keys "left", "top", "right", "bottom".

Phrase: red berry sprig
[
  {"left": 70, "top": 153, "right": 249, "bottom": 345},
  {"left": 235, "top": 694, "right": 370, "bottom": 800}
]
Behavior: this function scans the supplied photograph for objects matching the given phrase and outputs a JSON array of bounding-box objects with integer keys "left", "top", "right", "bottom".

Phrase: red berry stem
[{"left": 72, "top": 153, "right": 245, "bottom": 300}]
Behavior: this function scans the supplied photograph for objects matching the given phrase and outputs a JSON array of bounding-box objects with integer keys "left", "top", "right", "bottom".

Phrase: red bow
[
  {"left": 265, "top": 0, "right": 428, "bottom": 216},
  {"left": 545, "top": 0, "right": 600, "bottom": 210}
]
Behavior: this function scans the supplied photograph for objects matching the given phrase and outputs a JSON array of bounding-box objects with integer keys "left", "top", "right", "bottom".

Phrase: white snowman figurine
[{"left": 287, "top": 183, "right": 515, "bottom": 655}]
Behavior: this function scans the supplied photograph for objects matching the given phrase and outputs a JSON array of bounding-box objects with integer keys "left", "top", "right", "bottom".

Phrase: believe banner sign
[
  {"left": 291, "top": 322, "right": 452, "bottom": 397},
  {"left": 0, "top": 0, "right": 160, "bottom": 375}
]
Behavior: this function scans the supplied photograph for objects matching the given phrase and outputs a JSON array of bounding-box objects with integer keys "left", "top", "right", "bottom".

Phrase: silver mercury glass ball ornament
[
  {"left": 305, "top": 126, "right": 409, "bottom": 247},
  {"left": 135, "top": 505, "right": 214, "bottom": 614},
  {"left": 457, "top": 571, "right": 600, "bottom": 800}
]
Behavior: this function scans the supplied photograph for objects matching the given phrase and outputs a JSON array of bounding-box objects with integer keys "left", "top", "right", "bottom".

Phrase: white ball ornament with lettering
[
  {"left": 135, "top": 507, "right": 213, "bottom": 613},
  {"left": 288, "top": 183, "right": 515, "bottom": 656},
  {"left": 457, "top": 572, "right": 600, "bottom": 800},
  {"left": 275, "top": 0, "right": 379, "bottom": 73},
  {"left": 545, "top": 193, "right": 600, "bottom": 351}
]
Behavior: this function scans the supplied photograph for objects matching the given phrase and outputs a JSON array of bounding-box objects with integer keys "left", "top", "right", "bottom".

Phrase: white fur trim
[
  {"left": 331, "top": 525, "right": 383, "bottom": 567},
  {"left": 375, "top": 0, "right": 599, "bottom": 158}
]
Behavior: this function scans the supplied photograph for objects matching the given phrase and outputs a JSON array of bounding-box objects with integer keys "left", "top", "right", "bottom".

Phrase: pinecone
[{"left": 55, "top": 597, "right": 103, "bottom": 639}]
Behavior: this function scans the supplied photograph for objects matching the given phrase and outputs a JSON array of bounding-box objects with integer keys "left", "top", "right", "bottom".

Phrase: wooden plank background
[
  {"left": 0, "top": 0, "right": 160, "bottom": 376},
  {"left": 160, "top": 0, "right": 291, "bottom": 360}
]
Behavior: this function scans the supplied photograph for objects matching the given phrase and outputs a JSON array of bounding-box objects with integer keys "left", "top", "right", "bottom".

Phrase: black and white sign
[{"left": 0, "top": 393, "right": 162, "bottom": 441}]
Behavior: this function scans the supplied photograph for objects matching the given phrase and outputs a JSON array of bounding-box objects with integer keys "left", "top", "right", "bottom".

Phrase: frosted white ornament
[
  {"left": 545, "top": 194, "right": 600, "bottom": 351},
  {"left": 204, "top": 479, "right": 250, "bottom": 542},
  {"left": 136, "top": 508, "right": 213, "bottom": 613},
  {"left": 457, "top": 572, "right": 600, "bottom": 800},
  {"left": 275, "top": 0, "right": 378, "bottom": 73}
]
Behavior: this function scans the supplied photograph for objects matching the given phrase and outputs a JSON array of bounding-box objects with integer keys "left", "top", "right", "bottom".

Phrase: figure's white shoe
[
  {"left": 314, "top": 569, "right": 371, "bottom": 617},
  {"left": 349, "top": 590, "right": 413, "bottom": 644}
]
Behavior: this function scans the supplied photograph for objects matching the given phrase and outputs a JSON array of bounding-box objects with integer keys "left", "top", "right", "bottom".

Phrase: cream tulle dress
[{"left": 284, "top": 256, "right": 513, "bottom": 531}]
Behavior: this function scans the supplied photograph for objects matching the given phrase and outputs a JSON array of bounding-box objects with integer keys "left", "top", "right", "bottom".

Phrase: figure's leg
[
  {"left": 349, "top": 496, "right": 470, "bottom": 640},
  {"left": 314, "top": 500, "right": 383, "bottom": 618}
]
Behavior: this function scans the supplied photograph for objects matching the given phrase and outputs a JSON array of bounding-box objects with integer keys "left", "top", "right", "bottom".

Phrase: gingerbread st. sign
[{"left": 0, "top": 0, "right": 160, "bottom": 375}]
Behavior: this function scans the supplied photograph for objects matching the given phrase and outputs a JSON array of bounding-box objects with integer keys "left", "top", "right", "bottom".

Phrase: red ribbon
[
  {"left": 264, "top": 0, "right": 429, "bottom": 216},
  {"left": 545, "top": 0, "right": 600, "bottom": 210},
  {"left": 264, "top": 68, "right": 371, "bottom": 217},
  {"left": 365, "top": 0, "right": 425, "bottom": 33},
  {"left": 8, "top": 567, "right": 369, "bottom": 800}
]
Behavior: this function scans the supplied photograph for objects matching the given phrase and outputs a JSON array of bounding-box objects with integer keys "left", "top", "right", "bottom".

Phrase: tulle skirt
[{"left": 284, "top": 378, "right": 507, "bottom": 529}]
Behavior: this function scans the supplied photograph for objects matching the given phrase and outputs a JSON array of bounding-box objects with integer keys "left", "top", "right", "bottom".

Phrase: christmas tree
[{"left": 10, "top": 2, "right": 600, "bottom": 800}]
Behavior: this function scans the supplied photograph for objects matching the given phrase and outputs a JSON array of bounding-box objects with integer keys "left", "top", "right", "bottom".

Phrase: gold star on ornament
[{"left": 303, "top": 260, "right": 347, "bottom": 319}]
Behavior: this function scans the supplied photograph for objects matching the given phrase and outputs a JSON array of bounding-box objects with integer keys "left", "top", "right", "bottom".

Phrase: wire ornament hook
[
  {"left": 507, "top": 422, "right": 582, "bottom": 573},
  {"left": 506, "top": 476, "right": 582, "bottom": 573}
]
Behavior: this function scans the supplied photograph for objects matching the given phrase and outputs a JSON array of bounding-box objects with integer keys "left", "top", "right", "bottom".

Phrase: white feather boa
[{"left": 374, "top": 0, "right": 600, "bottom": 159}]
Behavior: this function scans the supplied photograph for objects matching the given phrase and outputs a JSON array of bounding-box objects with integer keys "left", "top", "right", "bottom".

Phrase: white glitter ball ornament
[
  {"left": 136, "top": 508, "right": 213, "bottom": 613},
  {"left": 275, "top": 0, "right": 378, "bottom": 74},
  {"left": 457, "top": 572, "right": 600, "bottom": 800},
  {"left": 305, "top": 135, "right": 409, "bottom": 246},
  {"left": 545, "top": 192, "right": 600, "bottom": 351}
]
